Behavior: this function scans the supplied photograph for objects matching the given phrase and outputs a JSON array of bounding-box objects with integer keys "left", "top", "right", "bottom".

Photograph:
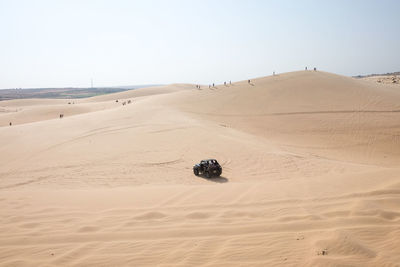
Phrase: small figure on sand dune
[
  {"left": 273, "top": 71, "right": 275, "bottom": 76},
  {"left": 314, "top": 67, "right": 317, "bottom": 71},
  {"left": 248, "top": 79, "right": 250, "bottom": 84},
  {"left": 122, "top": 101, "right": 126, "bottom": 106},
  {"left": 116, "top": 100, "right": 118, "bottom": 103},
  {"left": 224, "top": 81, "right": 226, "bottom": 86},
  {"left": 305, "top": 67, "right": 308, "bottom": 70},
  {"left": 213, "top": 83, "right": 215, "bottom": 87},
  {"left": 9, "top": 122, "right": 12, "bottom": 126},
  {"left": 59, "top": 114, "right": 64, "bottom": 119},
  {"left": 127, "top": 100, "right": 131, "bottom": 104}
]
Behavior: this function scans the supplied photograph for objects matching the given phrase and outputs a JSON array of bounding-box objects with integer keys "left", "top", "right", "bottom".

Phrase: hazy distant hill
[
  {"left": 353, "top": 71, "right": 400, "bottom": 78},
  {"left": 0, "top": 85, "right": 161, "bottom": 101}
]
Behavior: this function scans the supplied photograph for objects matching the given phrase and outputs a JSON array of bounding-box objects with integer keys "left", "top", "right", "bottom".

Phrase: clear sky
[{"left": 1, "top": 0, "right": 399, "bottom": 89}]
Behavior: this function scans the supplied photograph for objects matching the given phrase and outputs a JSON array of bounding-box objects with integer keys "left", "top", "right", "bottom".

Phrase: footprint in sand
[
  {"left": 186, "top": 212, "right": 212, "bottom": 219},
  {"left": 77, "top": 226, "right": 99, "bottom": 233},
  {"left": 134, "top": 211, "right": 166, "bottom": 220}
]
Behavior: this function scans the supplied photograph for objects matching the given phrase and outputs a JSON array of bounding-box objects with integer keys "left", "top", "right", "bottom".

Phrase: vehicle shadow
[{"left": 199, "top": 175, "right": 229, "bottom": 183}]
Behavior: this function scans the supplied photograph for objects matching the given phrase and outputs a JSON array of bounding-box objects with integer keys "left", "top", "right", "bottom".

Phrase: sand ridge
[{"left": 1, "top": 71, "right": 400, "bottom": 266}]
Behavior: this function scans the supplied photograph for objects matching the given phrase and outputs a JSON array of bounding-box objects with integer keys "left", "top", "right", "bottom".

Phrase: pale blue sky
[{"left": 1, "top": 0, "right": 399, "bottom": 89}]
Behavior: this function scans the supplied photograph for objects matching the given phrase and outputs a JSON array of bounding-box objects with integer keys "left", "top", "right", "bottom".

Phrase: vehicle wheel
[
  {"left": 193, "top": 169, "right": 199, "bottom": 176},
  {"left": 205, "top": 171, "right": 210, "bottom": 178}
]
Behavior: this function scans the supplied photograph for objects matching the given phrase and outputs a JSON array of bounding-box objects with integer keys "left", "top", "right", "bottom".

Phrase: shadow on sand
[{"left": 198, "top": 175, "right": 229, "bottom": 183}]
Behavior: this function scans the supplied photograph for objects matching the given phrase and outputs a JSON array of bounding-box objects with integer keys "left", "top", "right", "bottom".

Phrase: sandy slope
[
  {"left": 361, "top": 75, "right": 400, "bottom": 87},
  {"left": 0, "top": 84, "right": 196, "bottom": 127},
  {"left": 1, "top": 71, "right": 400, "bottom": 266}
]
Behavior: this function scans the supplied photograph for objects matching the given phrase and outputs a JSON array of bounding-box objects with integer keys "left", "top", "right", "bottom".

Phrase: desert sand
[
  {"left": 361, "top": 75, "right": 400, "bottom": 87},
  {"left": 1, "top": 70, "right": 400, "bottom": 266}
]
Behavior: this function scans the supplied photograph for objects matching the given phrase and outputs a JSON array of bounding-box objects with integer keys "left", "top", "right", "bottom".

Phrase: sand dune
[
  {"left": 0, "top": 84, "right": 195, "bottom": 127},
  {"left": 361, "top": 75, "right": 400, "bottom": 87},
  {"left": 1, "top": 71, "right": 400, "bottom": 266}
]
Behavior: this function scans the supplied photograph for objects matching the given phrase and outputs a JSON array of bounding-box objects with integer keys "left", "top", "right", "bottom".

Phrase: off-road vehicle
[{"left": 193, "top": 159, "right": 222, "bottom": 178}]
